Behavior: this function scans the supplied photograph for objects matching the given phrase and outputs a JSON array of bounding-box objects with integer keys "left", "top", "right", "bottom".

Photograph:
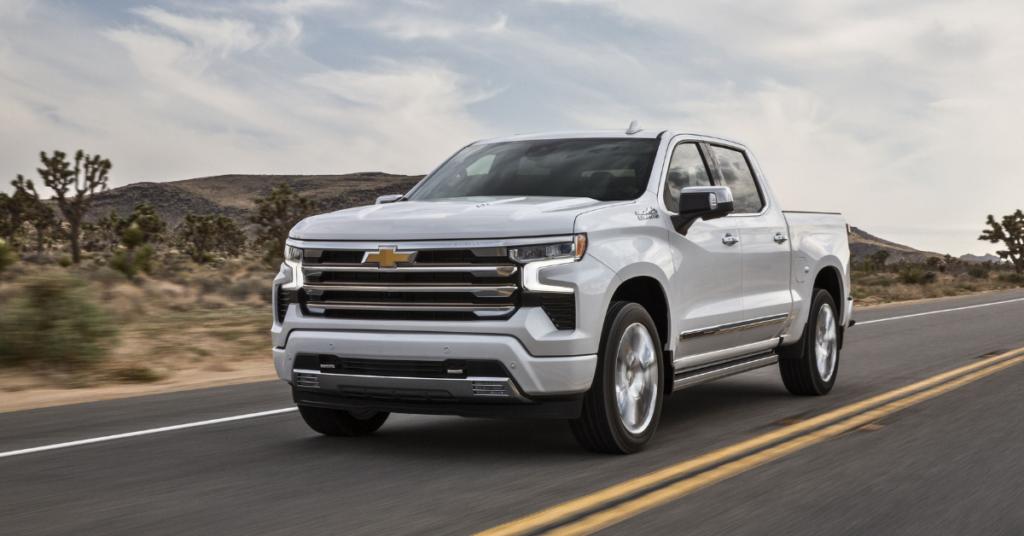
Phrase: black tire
[
  {"left": 570, "top": 301, "right": 665, "bottom": 454},
  {"left": 298, "top": 405, "right": 389, "bottom": 436},
  {"left": 779, "top": 289, "right": 840, "bottom": 396}
]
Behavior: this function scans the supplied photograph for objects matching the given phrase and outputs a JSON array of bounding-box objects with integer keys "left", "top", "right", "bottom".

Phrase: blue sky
[{"left": 1, "top": 0, "right": 1022, "bottom": 255}]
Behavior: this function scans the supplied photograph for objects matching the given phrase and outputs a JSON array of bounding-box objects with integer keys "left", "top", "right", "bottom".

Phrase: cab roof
[{"left": 472, "top": 126, "right": 746, "bottom": 148}]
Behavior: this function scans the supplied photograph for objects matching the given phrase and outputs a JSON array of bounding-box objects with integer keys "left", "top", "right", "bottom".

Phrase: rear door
[
  {"left": 707, "top": 143, "right": 792, "bottom": 346},
  {"left": 660, "top": 139, "right": 746, "bottom": 368}
]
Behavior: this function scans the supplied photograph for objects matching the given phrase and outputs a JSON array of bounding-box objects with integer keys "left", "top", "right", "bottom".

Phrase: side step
[{"left": 673, "top": 352, "right": 778, "bottom": 390}]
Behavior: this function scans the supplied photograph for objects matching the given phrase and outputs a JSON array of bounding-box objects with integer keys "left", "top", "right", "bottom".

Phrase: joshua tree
[
  {"left": 870, "top": 249, "right": 891, "bottom": 269},
  {"left": 179, "top": 213, "right": 246, "bottom": 264},
  {"left": 250, "top": 182, "right": 315, "bottom": 263},
  {"left": 980, "top": 209, "right": 1024, "bottom": 274},
  {"left": 96, "top": 210, "right": 124, "bottom": 253},
  {"left": 11, "top": 175, "right": 58, "bottom": 254},
  {"left": 109, "top": 223, "right": 155, "bottom": 279},
  {"left": 124, "top": 204, "right": 167, "bottom": 244},
  {"left": 0, "top": 192, "right": 26, "bottom": 245},
  {"left": 37, "top": 150, "right": 111, "bottom": 263}
]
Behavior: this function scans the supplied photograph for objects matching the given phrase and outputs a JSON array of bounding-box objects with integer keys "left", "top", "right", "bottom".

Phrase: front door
[{"left": 662, "top": 140, "right": 746, "bottom": 371}]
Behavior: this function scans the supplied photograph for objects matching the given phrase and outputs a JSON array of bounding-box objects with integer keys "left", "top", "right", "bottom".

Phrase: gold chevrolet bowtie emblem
[{"left": 363, "top": 247, "right": 413, "bottom": 268}]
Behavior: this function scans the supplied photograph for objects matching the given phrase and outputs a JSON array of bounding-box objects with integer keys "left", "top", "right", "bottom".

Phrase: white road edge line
[
  {"left": 0, "top": 407, "right": 297, "bottom": 459},
  {"left": 857, "top": 297, "right": 1024, "bottom": 325}
]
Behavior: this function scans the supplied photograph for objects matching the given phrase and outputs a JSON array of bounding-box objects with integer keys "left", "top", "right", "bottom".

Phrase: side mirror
[
  {"left": 376, "top": 194, "right": 405, "bottom": 205},
  {"left": 670, "top": 186, "right": 734, "bottom": 235}
]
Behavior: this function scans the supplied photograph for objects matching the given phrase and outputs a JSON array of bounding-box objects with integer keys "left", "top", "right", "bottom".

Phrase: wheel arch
[{"left": 813, "top": 265, "right": 844, "bottom": 323}]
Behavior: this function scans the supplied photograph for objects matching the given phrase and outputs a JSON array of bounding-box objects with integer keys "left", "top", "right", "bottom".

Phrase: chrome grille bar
[
  {"left": 304, "top": 264, "right": 517, "bottom": 277},
  {"left": 307, "top": 302, "right": 515, "bottom": 317},
  {"left": 302, "top": 283, "right": 517, "bottom": 298}
]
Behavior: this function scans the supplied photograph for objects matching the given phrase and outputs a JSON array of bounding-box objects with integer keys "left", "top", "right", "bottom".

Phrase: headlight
[
  {"left": 285, "top": 246, "right": 303, "bottom": 262},
  {"left": 515, "top": 235, "right": 587, "bottom": 294},
  {"left": 283, "top": 246, "right": 304, "bottom": 289},
  {"left": 510, "top": 235, "right": 587, "bottom": 263}
]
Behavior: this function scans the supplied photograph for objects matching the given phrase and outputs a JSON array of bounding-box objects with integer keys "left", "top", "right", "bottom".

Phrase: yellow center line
[
  {"left": 475, "top": 346, "right": 1024, "bottom": 536},
  {"left": 546, "top": 352, "right": 1024, "bottom": 536}
]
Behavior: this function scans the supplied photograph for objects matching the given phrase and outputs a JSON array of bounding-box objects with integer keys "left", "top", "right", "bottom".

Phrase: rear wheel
[
  {"left": 570, "top": 302, "right": 664, "bottom": 454},
  {"left": 779, "top": 289, "right": 840, "bottom": 395},
  {"left": 298, "top": 405, "right": 389, "bottom": 436}
]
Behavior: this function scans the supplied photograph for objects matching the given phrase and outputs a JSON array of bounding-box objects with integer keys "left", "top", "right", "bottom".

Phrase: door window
[
  {"left": 663, "top": 143, "right": 711, "bottom": 213},
  {"left": 710, "top": 146, "right": 764, "bottom": 214}
]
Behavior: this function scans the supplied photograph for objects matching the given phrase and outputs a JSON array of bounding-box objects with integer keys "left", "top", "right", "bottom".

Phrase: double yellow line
[{"left": 476, "top": 346, "right": 1024, "bottom": 536}]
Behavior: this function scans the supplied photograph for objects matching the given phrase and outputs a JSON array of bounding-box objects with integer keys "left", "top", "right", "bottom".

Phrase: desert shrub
[
  {"left": 58, "top": 255, "right": 72, "bottom": 267},
  {"left": 0, "top": 272, "right": 118, "bottom": 369},
  {"left": 921, "top": 271, "right": 938, "bottom": 284},
  {"left": 225, "top": 277, "right": 270, "bottom": 302},
  {"left": 90, "top": 267, "right": 128, "bottom": 300},
  {"left": 851, "top": 289, "right": 874, "bottom": 300},
  {"left": 866, "top": 277, "right": 891, "bottom": 287},
  {"left": 899, "top": 267, "right": 928, "bottom": 285},
  {"left": 111, "top": 365, "right": 163, "bottom": 383},
  {"left": 998, "top": 273, "right": 1024, "bottom": 285},
  {"left": 0, "top": 239, "right": 16, "bottom": 274},
  {"left": 110, "top": 244, "right": 155, "bottom": 279},
  {"left": 967, "top": 265, "right": 988, "bottom": 279}
]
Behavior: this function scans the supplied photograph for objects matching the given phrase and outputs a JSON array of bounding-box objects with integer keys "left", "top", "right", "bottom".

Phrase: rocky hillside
[
  {"left": 80, "top": 173, "right": 423, "bottom": 235},
  {"left": 959, "top": 253, "right": 1003, "bottom": 264},
  {"left": 848, "top": 227, "right": 949, "bottom": 264}
]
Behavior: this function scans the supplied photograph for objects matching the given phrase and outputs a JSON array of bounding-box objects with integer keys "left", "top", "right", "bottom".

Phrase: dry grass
[
  {"left": 0, "top": 253, "right": 276, "bottom": 395},
  {"left": 851, "top": 270, "right": 1024, "bottom": 306}
]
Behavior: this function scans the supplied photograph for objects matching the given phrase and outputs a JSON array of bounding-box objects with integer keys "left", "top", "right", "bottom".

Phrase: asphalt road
[{"left": 2, "top": 290, "right": 1024, "bottom": 535}]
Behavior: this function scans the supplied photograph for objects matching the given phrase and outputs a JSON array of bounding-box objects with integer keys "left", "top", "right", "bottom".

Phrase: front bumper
[
  {"left": 274, "top": 330, "right": 598, "bottom": 399},
  {"left": 294, "top": 389, "right": 584, "bottom": 419}
]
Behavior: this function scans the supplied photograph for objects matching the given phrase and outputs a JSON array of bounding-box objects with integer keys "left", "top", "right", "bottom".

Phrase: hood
[{"left": 290, "top": 197, "right": 617, "bottom": 241}]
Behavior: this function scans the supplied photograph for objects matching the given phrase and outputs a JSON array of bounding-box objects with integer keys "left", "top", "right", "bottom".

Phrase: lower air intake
[
  {"left": 295, "top": 373, "right": 319, "bottom": 389},
  {"left": 472, "top": 381, "right": 508, "bottom": 396}
]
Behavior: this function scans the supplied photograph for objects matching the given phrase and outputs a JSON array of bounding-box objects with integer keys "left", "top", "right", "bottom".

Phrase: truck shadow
[{"left": 287, "top": 378, "right": 790, "bottom": 459}]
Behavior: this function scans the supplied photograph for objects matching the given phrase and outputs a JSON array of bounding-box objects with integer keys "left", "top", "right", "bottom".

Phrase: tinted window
[
  {"left": 408, "top": 139, "right": 659, "bottom": 202},
  {"left": 710, "top": 146, "right": 764, "bottom": 213},
  {"left": 662, "top": 143, "right": 711, "bottom": 213}
]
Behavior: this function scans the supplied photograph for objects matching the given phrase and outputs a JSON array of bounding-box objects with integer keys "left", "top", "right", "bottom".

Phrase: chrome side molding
[{"left": 680, "top": 313, "right": 789, "bottom": 341}]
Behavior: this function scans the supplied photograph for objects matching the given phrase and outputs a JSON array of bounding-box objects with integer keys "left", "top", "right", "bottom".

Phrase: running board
[{"left": 673, "top": 352, "right": 778, "bottom": 390}]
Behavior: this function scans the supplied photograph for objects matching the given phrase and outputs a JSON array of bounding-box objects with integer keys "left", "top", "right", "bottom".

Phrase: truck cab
[{"left": 272, "top": 126, "right": 852, "bottom": 453}]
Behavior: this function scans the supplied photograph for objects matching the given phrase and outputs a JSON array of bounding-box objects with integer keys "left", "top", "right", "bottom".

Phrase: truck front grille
[{"left": 300, "top": 247, "right": 519, "bottom": 321}]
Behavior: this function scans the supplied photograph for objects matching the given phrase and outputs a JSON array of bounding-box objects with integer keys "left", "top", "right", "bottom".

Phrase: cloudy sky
[{"left": 1, "top": 0, "right": 1022, "bottom": 256}]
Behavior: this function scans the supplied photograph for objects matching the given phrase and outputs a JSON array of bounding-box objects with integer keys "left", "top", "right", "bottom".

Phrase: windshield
[{"left": 408, "top": 138, "right": 660, "bottom": 202}]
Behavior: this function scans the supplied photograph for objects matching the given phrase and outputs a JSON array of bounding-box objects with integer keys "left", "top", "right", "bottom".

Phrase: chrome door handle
[
  {"left": 722, "top": 234, "right": 740, "bottom": 246},
  {"left": 774, "top": 232, "right": 789, "bottom": 244}
]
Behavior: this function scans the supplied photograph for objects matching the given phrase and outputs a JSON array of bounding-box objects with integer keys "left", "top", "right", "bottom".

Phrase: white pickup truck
[{"left": 272, "top": 125, "right": 852, "bottom": 453}]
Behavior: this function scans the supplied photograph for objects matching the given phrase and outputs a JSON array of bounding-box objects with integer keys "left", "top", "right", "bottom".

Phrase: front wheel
[
  {"left": 298, "top": 405, "right": 389, "bottom": 436},
  {"left": 779, "top": 288, "right": 840, "bottom": 395},
  {"left": 570, "top": 301, "right": 664, "bottom": 454}
]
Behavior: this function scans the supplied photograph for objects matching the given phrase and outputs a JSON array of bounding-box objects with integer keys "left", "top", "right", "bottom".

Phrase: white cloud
[
  {"left": 0, "top": 0, "right": 491, "bottom": 195},
  {"left": 369, "top": 12, "right": 507, "bottom": 41},
  {"left": 1, "top": 0, "right": 1021, "bottom": 256}
]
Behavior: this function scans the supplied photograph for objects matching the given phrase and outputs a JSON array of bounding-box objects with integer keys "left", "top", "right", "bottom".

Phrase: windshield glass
[{"left": 408, "top": 138, "right": 660, "bottom": 202}]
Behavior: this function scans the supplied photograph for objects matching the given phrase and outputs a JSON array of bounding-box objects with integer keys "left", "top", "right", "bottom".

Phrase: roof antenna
[{"left": 625, "top": 119, "right": 643, "bottom": 135}]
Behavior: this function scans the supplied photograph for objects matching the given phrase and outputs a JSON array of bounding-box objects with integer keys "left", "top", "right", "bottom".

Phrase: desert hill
[
  {"left": 81, "top": 173, "right": 423, "bottom": 234},
  {"left": 847, "top": 226, "right": 950, "bottom": 264},
  {"left": 79, "top": 175, "right": 972, "bottom": 263}
]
